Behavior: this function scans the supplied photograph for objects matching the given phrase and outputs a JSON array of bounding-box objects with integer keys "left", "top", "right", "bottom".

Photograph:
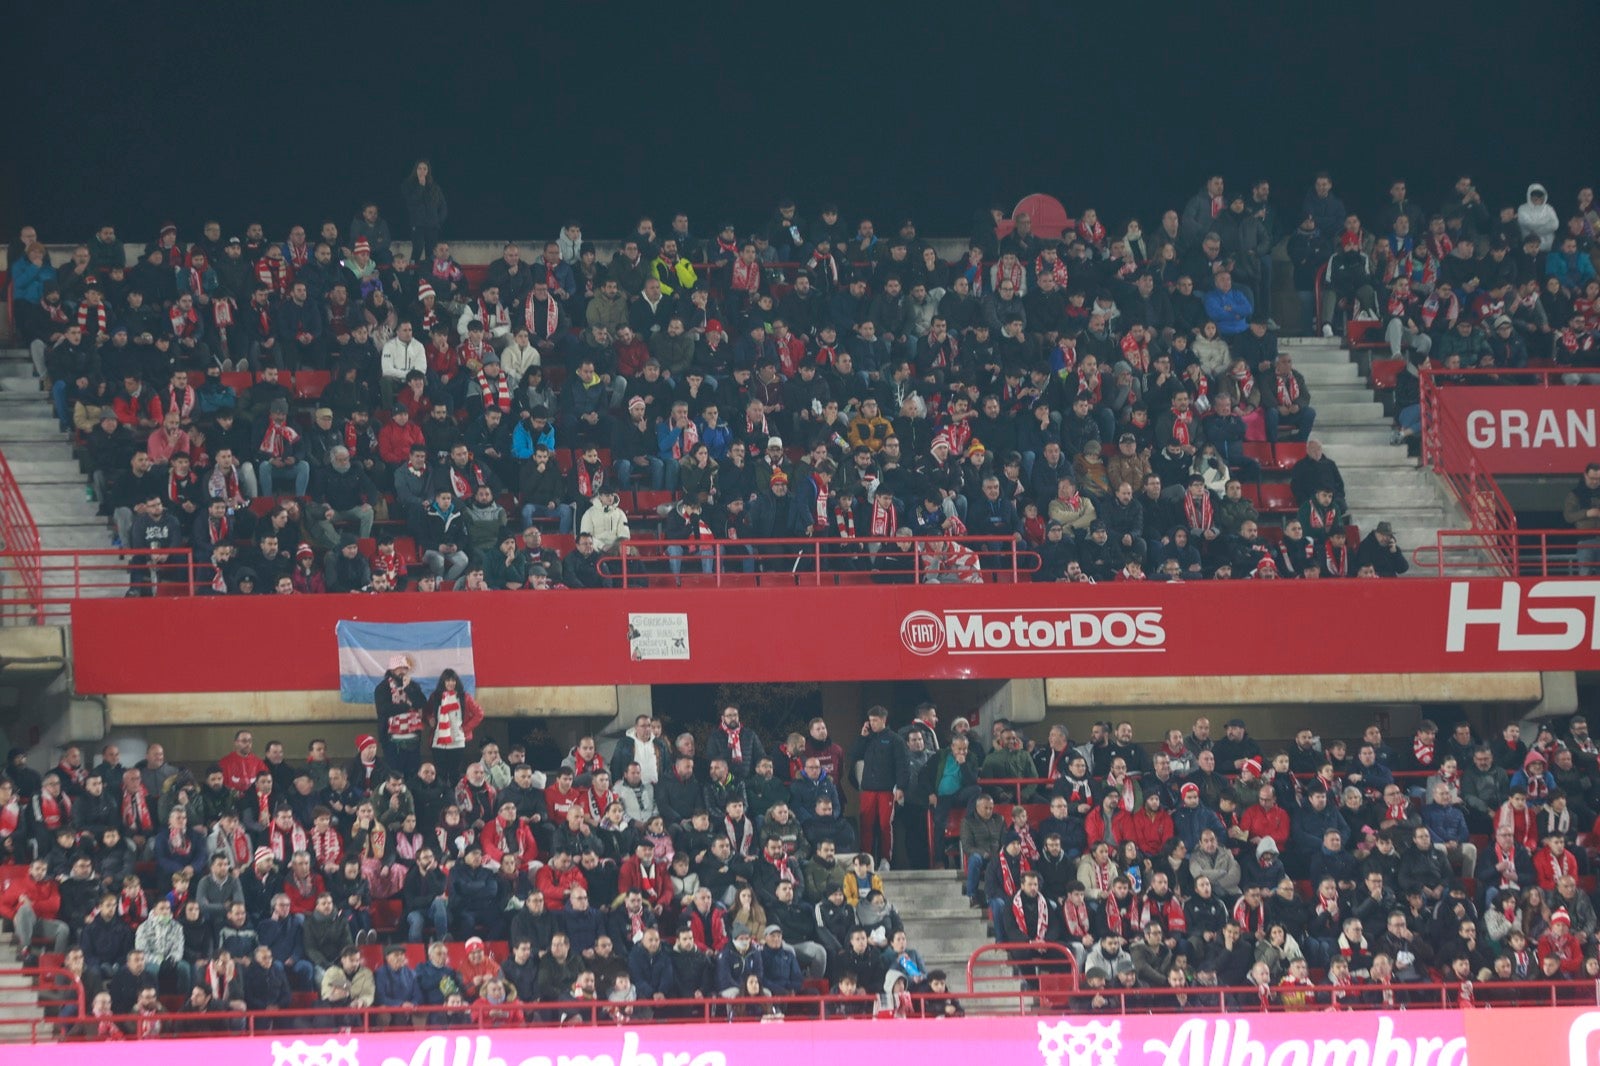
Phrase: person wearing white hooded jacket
[{"left": 1518, "top": 183, "right": 1560, "bottom": 251}]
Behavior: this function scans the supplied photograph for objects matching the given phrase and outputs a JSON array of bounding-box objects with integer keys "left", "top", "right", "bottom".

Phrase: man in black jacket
[
  {"left": 848, "top": 706, "right": 910, "bottom": 868},
  {"left": 374, "top": 658, "right": 426, "bottom": 774},
  {"left": 127, "top": 493, "right": 184, "bottom": 596}
]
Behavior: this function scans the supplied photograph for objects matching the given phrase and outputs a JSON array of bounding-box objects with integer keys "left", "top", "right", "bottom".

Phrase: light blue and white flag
[{"left": 335, "top": 620, "right": 476, "bottom": 703}]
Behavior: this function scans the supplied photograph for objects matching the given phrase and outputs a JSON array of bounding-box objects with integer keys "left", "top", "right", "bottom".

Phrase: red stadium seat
[
  {"left": 1369, "top": 358, "right": 1403, "bottom": 390},
  {"left": 1242, "top": 442, "right": 1275, "bottom": 468},
  {"left": 370, "top": 898, "right": 402, "bottom": 934},
  {"left": 292, "top": 370, "right": 332, "bottom": 400},
  {"left": 1271, "top": 441, "right": 1307, "bottom": 470},
  {"left": 1258, "top": 483, "right": 1296, "bottom": 513},
  {"left": 1346, "top": 320, "right": 1384, "bottom": 350},
  {"left": 632, "top": 490, "right": 675, "bottom": 518},
  {"left": 221, "top": 371, "right": 254, "bottom": 395}
]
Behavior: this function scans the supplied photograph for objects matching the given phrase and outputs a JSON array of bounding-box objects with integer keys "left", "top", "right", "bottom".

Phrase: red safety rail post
[{"left": 0, "top": 449, "right": 45, "bottom": 622}]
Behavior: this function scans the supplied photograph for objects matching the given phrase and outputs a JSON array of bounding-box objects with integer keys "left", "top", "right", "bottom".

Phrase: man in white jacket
[
  {"left": 380, "top": 321, "right": 426, "bottom": 407},
  {"left": 1518, "top": 183, "right": 1560, "bottom": 251},
  {"left": 580, "top": 488, "right": 632, "bottom": 553}
]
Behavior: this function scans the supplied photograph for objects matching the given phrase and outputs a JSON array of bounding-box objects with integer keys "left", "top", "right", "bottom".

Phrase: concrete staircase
[
  {"left": 881, "top": 867, "right": 1000, "bottom": 993},
  {"left": 0, "top": 345, "right": 125, "bottom": 605},
  {"left": 1279, "top": 336, "right": 1466, "bottom": 566},
  {"left": 0, "top": 931, "right": 46, "bottom": 1042}
]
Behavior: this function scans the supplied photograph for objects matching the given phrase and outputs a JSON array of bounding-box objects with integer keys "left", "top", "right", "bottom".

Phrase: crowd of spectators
[
  {"left": 0, "top": 701, "right": 963, "bottom": 1032},
  {"left": 5, "top": 166, "right": 1514, "bottom": 591},
  {"left": 6, "top": 698, "right": 1600, "bottom": 1028},
  {"left": 955, "top": 710, "right": 1600, "bottom": 1008}
]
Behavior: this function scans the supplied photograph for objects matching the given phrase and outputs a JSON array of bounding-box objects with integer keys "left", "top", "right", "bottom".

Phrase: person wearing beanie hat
[
  {"left": 374, "top": 656, "right": 426, "bottom": 775},
  {"left": 1539, "top": 903, "right": 1584, "bottom": 975}
]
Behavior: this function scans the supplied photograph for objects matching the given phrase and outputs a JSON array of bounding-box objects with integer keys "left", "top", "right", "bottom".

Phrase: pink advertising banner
[{"left": 5, "top": 1012, "right": 1473, "bottom": 1066}]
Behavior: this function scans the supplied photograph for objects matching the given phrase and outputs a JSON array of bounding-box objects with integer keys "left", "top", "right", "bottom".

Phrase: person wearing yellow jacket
[{"left": 650, "top": 240, "right": 699, "bottom": 296}]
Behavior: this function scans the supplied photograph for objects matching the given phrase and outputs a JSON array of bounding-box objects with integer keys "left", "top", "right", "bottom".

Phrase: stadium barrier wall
[{"left": 71, "top": 577, "right": 1600, "bottom": 696}]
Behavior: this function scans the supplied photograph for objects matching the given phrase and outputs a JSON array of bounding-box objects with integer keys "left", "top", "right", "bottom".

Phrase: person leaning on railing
[{"left": 1564, "top": 462, "right": 1600, "bottom": 574}]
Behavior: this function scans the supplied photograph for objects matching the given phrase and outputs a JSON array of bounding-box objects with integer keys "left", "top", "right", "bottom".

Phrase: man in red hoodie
[
  {"left": 1240, "top": 784, "right": 1291, "bottom": 852},
  {"left": 0, "top": 858, "right": 67, "bottom": 963},
  {"left": 1126, "top": 791, "right": 1176, "bottom": 859}
]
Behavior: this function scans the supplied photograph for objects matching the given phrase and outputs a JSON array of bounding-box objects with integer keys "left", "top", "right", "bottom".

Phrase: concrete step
[
  {"left": 7, "top": 461, "right": 86, "bottom": 484},
  {"left": 0, "top": 443, "right": 75, "bottom": 463},
  {"left": 1321, "top": 443, "right": 1408, "bottom": 467},
  {"left": 1280, "top": 349, "right": 1353, "bottom": 365},
  {"left": 1314, "top": 385, "right": 1383, "bottom": 403},
  {"left": 37, "top": 527, "right": 114, "bottom": 550},
  {"left": 1298, "top": 363, "right": 1360, "bottom": 384},
  {"left": 1307, "top": 400, "right": 1385, "bottom": 421},
  {"left": 1312, "top": 427, "right": 1401, "bottom": 446}
]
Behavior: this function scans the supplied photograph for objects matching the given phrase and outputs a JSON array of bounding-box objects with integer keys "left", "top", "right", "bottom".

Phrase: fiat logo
[{"left": 900, "top": 611, "right": 945, "bottom": 656}]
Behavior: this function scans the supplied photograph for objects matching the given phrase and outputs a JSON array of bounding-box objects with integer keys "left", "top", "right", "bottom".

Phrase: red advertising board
[
  {"left": 70, "top": 578, "right": 1600, "bottom": 695},
  {"left": 1436, "top": 384, "right": 1600, "bottom": 473}
]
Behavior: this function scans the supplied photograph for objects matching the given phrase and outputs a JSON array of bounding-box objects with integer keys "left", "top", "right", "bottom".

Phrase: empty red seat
[
  {"left": 543, "top": 364, "right": 567, "bottom": 392},
  {"left": 1242, "top": 442, "right": 1275, "bottom": 468},
  {"left": 370, "top": 898, "right": 402, "bottom": 934},
  {"left": 1258, "top": 483, "right": 1297, "bottom": 513},
  {"left": 292, "top": 370, "right": 332, "bottom": 400},
  {"left": 1239, "top": 483, "right": 1262, "bottom": 507},
  {"left": 220, "top": 371, "right": 254, "bottom": 394},
  {"left": 556, "top": 449, "right": 575, "bottom": 475},
  {"left": 544, "top": 533, "right": 575, "bottom": 555},
  {"left": 633, "top": 490, "right": 675, "bottom": 517},
  {"left": 1346, "top": 320, "right": 1384, "bottom": 348},
  {"left": 1370, "top": 359, "right": 1403, "bottom": 390},
  {"left": 1271, "top": 441, "right": 1307, "bottom": 469},
  {"left": 391, "top": 536, "right": 419, "bottom": 564}
]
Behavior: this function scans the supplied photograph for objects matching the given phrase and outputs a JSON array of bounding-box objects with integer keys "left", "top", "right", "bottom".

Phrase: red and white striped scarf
[
  {"left": 34, "top": 792, "right": 68, "bottom": 829},
  {"left": 170, "top": 306, "right": 201, "bottom": 338},
  {"left": 44, "top": 300, "right": 69, "bottom": 325},
  {"left": 1063, "top": 896, "right": 1091, "bottom": 937},
  {"left": 121, "top": 784, "right": 153, "bottom": 832},
  {"left": 213, "top": 296, "right": 236, "bottom": 330},
  {"left": 476, "top": 370, "right": 511, "bottom": 413},
  {"left": 268, "top": 822, "right": 308, "bottom": 862},
  {"left": 993, "top": 258, "right": 1026, "bottom": 293},
  {"left": 259, "top": 419, "right": 300, "bottom": 458},
  {"left": 310, "top": 826, "right": 343, "bottom": 868},
  {"left": 77, "top": 302, "right": 108, "bottom": 336},
  {"left": 1168, "top": 406, "right": 1193, "bottom": 447},
  {"left": 286, "top": 242, "right": 309, "bottom": 269},
  {"left": 1184, "top": 491, "right": 1213, "bottom": 532},
  {"left": 523, "top": 297, "right": 558, "bottom": 339},
  {"left": 1412, "top": 736, "right": 1435, "bottom": 767},
  {"left": 730, "top": 259, "right": 761, "bottom": 294},
  {"left": 475, "top": 299, "right": 510, "bottom": 335},
  {"left": 870, "top": 500, "right": 897, "bottom": 538},
  {"left": 809, "top": 474, "right": 830, "bottom": 530},
  {"left": 1275, "top": 374, "right": 1301, "bottom": 406},
  {"left": 1011, "top": 891, "right": 1048, "bottom": 940},
  {"left": 1036, "top": 254, "right": 1069, "bottom": 288},
  {"left": 1323, "top": 540, "right": 1349, "bottom": 576}
]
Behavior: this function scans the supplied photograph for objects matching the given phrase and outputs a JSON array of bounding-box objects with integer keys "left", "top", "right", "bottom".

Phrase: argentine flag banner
[{"left": 335, "top": 620, "right": 477, "bottom": 703}]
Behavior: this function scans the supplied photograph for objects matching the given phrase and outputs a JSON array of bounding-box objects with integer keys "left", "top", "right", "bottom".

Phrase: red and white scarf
[
  {"left": 259, "top": 418, "right": 300, "bottom": 459},
  {"left": 449, "top": 461, "right": 484, "bottom": 499},
  {"left": 269, "top": 823, "right": 308, "bottom": 862},
  {"left": 77, "top": 302, "right": 108, "bottom": 336},
  {"left": 1184, "top": 491, "right": 1214, "bottom": 532},
  {"left": 1168, "top": 406, "right": 1193, "bottom": 447},
  {"left": 310, "top": 826, "right": 343, "bottom": 868},
  {"left": 720, "top": 724, "right": 746, "bottom": 764},
  {"left": 730, "top": 259, "right": 761, "bottom": 294},
  {"left": 1412, "top": 736, "right": 1435, "bottom": 767},
  {"left": 434, "top": 690, "right": 464, "bottom": 747},
  {"left": 994, "top": 258, "right": 1026, "bottom": 294},
  {"left": 809, "top": 473, "right": 831, "bottom": 531},
  {"left": 1011, "top": 891, "right": 1049, "bottom": 940},
  {"left": 477, "top": 369, "right": 511, "bottom": 413},
  {"left": 1275, "top": 374, "right": 1301, "bottom": 406},
  {"left": 1035, "top": 253, "right": 1070, "bottom": 288},
  {"left": 170, "top": 306, "right": 201, "bottom": 339},
  {"left": 1063, "top": 896, "right": 1091, "bottom": 937},
  {"left": 575, "top": 461, "right": 604, "bottom": 499},
  {"left": 523, "top": 296, "right": 559, "bottom": 339},
  {"left": 1323, "top": 540, "right": 1349, "bottom": 576},
  {"left": 34, "top": 792, "right": 68, "bottom": 830},
  {"left": 166, "top": 386, "right": 196, "bottom": 422},
  {"left": 870, "top": 500, "right": 897, "bottom": 538},
  {"left": 387, "top": 676, "right": 424, "bottom": 737},
  {"left": 121, "top": 784, "right": 153, "bottom": 832}
]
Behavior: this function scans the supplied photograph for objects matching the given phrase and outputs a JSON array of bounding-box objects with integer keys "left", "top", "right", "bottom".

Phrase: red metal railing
[
  {"left": 1418, "top": 369, "right": 1518, "bottom": 574},
  {"left": 0, "top": 548, "right": 198, "bottom": 625},
  {"left": 10, "top": 978, "right": 1593, "bottom": 1041},
  {"left": 595, "top": 535, "right": 1040, "bottom": 587},
  {"left": 0, "top": 449, "right": 45, "bottom": 617},
  {"left": 1414, "top": 527, "right": 1600, "bottom": 577}
]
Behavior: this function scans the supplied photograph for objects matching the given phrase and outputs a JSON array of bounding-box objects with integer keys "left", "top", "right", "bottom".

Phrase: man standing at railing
[
  {"left": 1564, "top": 463, "right": 1600, "bottom": 574},
  {"left": 126, "top": 493, "right": 184, "bottom": 597}
]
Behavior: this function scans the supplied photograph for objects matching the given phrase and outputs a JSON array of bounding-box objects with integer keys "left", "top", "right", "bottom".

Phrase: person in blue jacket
[
  {"left": 374, "top": 943, "right": 422, "bottom": 1010},
  {"left": 1202, "top": 272, "right": 1254, "bottom": 336}
]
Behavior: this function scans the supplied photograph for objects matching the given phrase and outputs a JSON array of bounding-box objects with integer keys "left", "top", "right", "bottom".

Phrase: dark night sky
[{"left": 6, "top": 1, "right": 1599, "bottom": 248}]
